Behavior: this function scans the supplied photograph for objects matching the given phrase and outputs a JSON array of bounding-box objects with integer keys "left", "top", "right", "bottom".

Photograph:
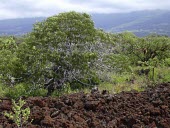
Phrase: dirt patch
[{"left": 0, "top": 83, "right": 170, "bottom": 128}]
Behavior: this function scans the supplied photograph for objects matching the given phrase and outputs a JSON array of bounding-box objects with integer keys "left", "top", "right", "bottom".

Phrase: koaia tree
[{"left": 25, "top": 11, "right": 101, "bottom": 95}]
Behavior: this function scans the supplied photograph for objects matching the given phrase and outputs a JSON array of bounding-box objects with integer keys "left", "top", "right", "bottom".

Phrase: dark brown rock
[
  {"left": 41, "top": 115, "right": 54, "bottom": 127},
  {"left": 0, "top": 83, "right": 170, "bottom": 127}
]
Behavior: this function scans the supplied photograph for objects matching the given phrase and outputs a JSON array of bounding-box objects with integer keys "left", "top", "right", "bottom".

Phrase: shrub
[
  {"left": 4, "top": 83, "right": 47, "bottom": 99},
  {"left": 4, "top": 98, "right": 32, "bottom": 128}
]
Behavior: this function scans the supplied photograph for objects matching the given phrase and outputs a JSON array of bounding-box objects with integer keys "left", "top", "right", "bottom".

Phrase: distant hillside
[
  {"left": 0, "top": 10, "right": 170, "bottom": 36},
  {"left": 92, "top": 10, "right": 170, "bottom": 36},
  {"left": 0, "top": 17, "right": 45, "bottom": 36}
]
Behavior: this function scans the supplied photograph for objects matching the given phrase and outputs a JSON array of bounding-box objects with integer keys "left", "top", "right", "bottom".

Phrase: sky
[{"left": 0, "top": 0, "right": 170, "bottom": 20}]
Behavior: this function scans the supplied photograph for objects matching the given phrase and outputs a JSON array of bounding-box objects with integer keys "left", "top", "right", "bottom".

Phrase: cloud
[{"left": 0, "top": 0, "right": 170, "bottom": 20}]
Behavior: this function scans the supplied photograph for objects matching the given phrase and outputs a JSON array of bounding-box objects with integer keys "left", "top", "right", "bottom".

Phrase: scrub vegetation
[{"left": 0, "top": 11, "right": 169, "bottom": 98}]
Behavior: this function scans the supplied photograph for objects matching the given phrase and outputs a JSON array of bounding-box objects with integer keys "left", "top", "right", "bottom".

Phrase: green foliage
[
  {"left": 0, "top": 83, "right": 6, "bottom": 97},
  {"left": 113, "top": 32, "right": 170, "bottom": 84},
  {"left": 0, "top": 36, "right": 27, "bottom": 87},
  {"left": 0, "top": 12, "right": 111, "bottom": 97},
  {"left": 4, "top": 98, "right": 32, "bottom": 128},
  {"left": 164, "top": 58, "right": 170, "bottom": 67},
  {"left": 0, "top": 12, "right": 170, "bottom": 97},
  {"left": 104, "top": 54, "right": 131, "bottom": 73},
  {"left": 154, "top": 67, "right": 170, "bottom": 83},
  {"left": 17, "top": 11, "right": 104, "bottom": 95},
  {"left": 4, "top": 83, "right": 47, "bottom": 99},
  {"left": 5, "top": 84, "right": 26, "bottom": 99},
  {"left": 115, "top": 32, "right": 170, "bottom": 65}
]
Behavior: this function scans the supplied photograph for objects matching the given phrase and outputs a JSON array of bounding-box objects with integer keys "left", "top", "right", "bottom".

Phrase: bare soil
[{"left": 0, "top": 83, "right": 170, "bottom": 128}]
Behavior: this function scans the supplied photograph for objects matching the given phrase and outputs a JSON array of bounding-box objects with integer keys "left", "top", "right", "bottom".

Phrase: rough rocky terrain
[{"left": 0, "top": 83, "right": 170, "bottom": 128}]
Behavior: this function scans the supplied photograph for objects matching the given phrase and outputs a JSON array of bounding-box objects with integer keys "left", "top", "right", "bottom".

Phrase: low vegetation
[{"left": 4, "top": 98, "right": 31, "bottom": 128}]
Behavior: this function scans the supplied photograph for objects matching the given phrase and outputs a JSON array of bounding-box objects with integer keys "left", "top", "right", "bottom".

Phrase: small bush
[
  {"left": 164, "top": 58, "right": 170, "bottom": 67},
  {"left": 4, "top": 98, "right": 32, "bottom": 128},
  {"left": 4, "top": 83, "right": 47, "bottom": 99},
  {"left": 0, "top": 83, "right": 6, "bottom": 97}
]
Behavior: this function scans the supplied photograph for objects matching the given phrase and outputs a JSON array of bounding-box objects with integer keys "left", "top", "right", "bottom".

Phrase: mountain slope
[
  {"left": 0, "top": 10, "right": 170, "bottom": 36},
  {"left": 92, "top": 10, "right": 170, "bottom": 36},
  {"left": 0, "top": 17, "right": 45, "bottom": 35}
]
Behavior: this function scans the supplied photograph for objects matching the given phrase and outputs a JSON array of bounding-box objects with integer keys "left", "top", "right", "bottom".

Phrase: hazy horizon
[
  {"left": 0, "top": 0, "right": 170, "bottom": 20},
  {"left": 0, "top": 9, "right": 169, "bottom": 21}
]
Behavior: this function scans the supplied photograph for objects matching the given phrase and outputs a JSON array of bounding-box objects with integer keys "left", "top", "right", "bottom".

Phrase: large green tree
[
  {"left": 0, "top": 12, "right": 115, "bottom": 96},
  {"left": 21, "top": 11, "right": 103, "bottom": 95}
]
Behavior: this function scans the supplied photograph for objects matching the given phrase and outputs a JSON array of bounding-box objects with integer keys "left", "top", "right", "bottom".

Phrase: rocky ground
[{"left": 0, "top": 83, "right": 170, "bottom": 128}]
